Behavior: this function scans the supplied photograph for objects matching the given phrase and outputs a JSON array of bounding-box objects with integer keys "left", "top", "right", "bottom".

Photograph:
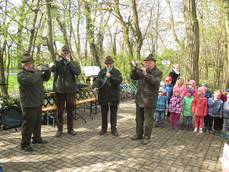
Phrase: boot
[{"left": 142, "top": 136, "right": 150, "bottom": 145}]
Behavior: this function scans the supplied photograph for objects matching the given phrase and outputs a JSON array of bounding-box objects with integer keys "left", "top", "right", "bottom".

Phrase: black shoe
[
  {"left": 111, "top": 130, "right": 120, "bottom": 137},
  {"left": 98, "top": 130, "right": 107, "bottom": 135},
  {"left": 68, "top": 130, "right": 76, "bottom": 136},
  {"left": 32, "top": 139, "right": 48, "bottom": 144},
  {"left": 130, "top": 135, "right": 143, "bottom": 140},
  {"left": 21, "top": 145, "right": 33, "bottom": 152}
]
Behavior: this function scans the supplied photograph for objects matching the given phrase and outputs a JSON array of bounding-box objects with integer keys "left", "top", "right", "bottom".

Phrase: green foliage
[
  {"left": 113, "top": 52, "right": 132, "bottom": 82},
  {"left": 0, "top": 96, "right": 20, "bottom": 109},
  {"left": 157, "top": 49, "right": 177, "bottom": 79},
  {"left": 107, "top": 49, "right": 177, "bottom": 82},
  {"left": 7, "top": 73, "right": 54, "bottom": 95}
]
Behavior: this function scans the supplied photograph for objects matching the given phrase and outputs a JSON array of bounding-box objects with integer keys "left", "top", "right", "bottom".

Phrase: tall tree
[
  {"left": 55, "top": 1, "right": 70, "bottom": 50},
  {"left": 0, "top": 40, "right": 8, "bottom": 96},
  {"left": 0, "top": 0, "right": 10, "bottom": 96},
  {"left": 27, "top": 0, "right": 41, "bottom": 55},
  {"left": 130, "top": 0, "right": 142, "bottom": 60},
  {"left": 46, "top": 0, "right": 55, "bottom": 62},
  {"left": 75, "top": 0, "right": 82, "bottom": 60},
  {"left": 113, "top": 0, "right": 133, "bottom": 59},
  {"left": 166, "top": 0, "right": 184, "bottom": 48},
  {"left": 184, "top": 0, "right": 200, "bottom": 84},
  {"left": 96, "top": 13, "right": 110, "bottom": 59},
  {"left": 224, "top": 0, "right": 229, "bottom": 87},
  {"left": 82, "top": 0, "right": 100, "bottom": 66},
  {"left": 16, "top": 1, "right": 27, "bottom": 65}
]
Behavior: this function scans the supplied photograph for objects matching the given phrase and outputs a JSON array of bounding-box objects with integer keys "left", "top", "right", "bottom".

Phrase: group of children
[{"left": 154, "top": 76, "right": 229, "bottom": 139}]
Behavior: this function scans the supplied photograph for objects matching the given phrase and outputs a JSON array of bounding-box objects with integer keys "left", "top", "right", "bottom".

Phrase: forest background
[{"left": 0, "top": 0, "right": 228, "bottom": 96}]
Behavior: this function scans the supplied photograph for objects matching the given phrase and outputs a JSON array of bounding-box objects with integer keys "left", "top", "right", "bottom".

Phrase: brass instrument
[
  {"left": 55, "top": 50, "right": 64, "bottom": 60},
  {"left": 130, "top": 60, "right": 144, "bottom": 71},
  {"left": 36, "top": 64, "right": 50, "bottom": 72},
  {"left": 56, "top": 50, "right": 71, "bottom": 62}
]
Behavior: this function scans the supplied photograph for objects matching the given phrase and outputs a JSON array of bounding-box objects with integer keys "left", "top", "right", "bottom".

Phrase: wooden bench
[{"left": 42, "top": 88, "right": 98, "bottom": 126}]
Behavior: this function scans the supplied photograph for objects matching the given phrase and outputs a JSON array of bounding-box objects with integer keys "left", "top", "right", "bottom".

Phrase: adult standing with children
[
  {"left": 18, "top": 53, "right": 51, "bottom": 152},
  {"left": 169, "top": 64, "right": 180, "bottom": 86},
  {"left": 94, "top": 56, "right": 123, "bottom": 137},
  {"left": 130, "top": 54, "right": 162, "bottom": 145},
  {"left": 51, "top": 45, "right": 81, "bottom": 137}
]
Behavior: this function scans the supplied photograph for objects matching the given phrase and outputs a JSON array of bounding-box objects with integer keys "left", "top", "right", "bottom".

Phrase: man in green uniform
[
  {"left": 18, "top": 53, "right": 51, "bottom": 152},
  {"left": 130, "top": 54, "right": 162, "bottom": 145}
]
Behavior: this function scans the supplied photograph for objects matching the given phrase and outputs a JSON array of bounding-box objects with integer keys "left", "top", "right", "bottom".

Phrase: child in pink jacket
[
  {"left": 173, "top": 77, "right": 187, "bottom": 98},
  {"left": 192, "top": 87, "right": 208, "bottom": 133}
]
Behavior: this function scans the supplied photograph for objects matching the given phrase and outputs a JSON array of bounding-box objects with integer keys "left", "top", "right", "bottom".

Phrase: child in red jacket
[{"left": 192, "top": 87, "right": 208, "bottom": 133}]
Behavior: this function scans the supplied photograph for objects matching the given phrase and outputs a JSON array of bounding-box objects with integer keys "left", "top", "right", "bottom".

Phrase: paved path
[{"left": 0, "top": 100, "right": 227, "bottom": 172}]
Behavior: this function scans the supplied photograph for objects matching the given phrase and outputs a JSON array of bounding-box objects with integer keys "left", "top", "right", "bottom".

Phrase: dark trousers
[
  {"left": 204, "top": 115, "right": 208, "bottom": 128},
  {"left": 206, "top": 116, "right": 223, "bottom": 131},
  {"left": 21, "top": 106, "right": 42, "bottom": 146},
  {"left": 136, "top": 105, "right": 154, "bottom": 139},
  {"left": 101, "top": 104, "right": 118, "bottom": 132},
  {"left": 56, "top": 93, "right": 75, "bottom": 132}
]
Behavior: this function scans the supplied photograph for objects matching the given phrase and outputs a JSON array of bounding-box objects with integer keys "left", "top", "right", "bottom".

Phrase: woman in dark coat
[{"left": 169, "top": 64, "right": 180, "bottom": 86}]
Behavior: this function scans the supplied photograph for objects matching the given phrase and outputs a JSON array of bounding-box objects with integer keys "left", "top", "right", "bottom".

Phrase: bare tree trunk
[
  {"left": 67, "top": 0, "right": 82, "bottom": 65},
  {"left": 46, "top": 0, "right": 55, "bottom": 62},
  {"left": 6, "top": 44, "right": 12, "bottom": 93},
  {"left": 154, "top": 0, "right": 160, "bottom": 56},
  {"left": 224, "top": 0, "right": 229, "bottom": 88},
  {"left": 113, "top": 0, "right": 133, "bottom": 59},
  {"left": 16, "top": 1, "right": 27, "bottom": 66},
  {"left": 31, "top": 12, "right": 44, "bottom": 58},
  {"left": 56, "top": 17, "right": 69, "bottom": 49},
  {"left": 97, "top": 29, "right": 104, "bottom": 59},
  {"left": 199, "top": 1, "right": 209, "bottom": 81},
  {"left": 36, "top": 44, "right": 41, "bottom": 60},
  {"left": 28, "top": 0, "right": 41, "bottom": 54},
  {"left": 0, "top": 40, "right": 8, "bottom": 96},
  {"left": 55, "top": 1, "right": 71, "bottom": 50},
  {"left": 76, "top": 6, "right": 82, "bottom": 60},
  {"left": 96, "top": 14, "right": 110, "bottom": 59},
  {"left": 131, "top": 0, "right": 142, "bottom": 60},
  {"left": 166, "top": 0, "right": 184, "bottom": 48},
  {"left": 109, "top": 29, "right": 117, "bottom": 57},
  {"left": 82, "top": 0, "right": 100, "bottom": 66},
  {"left": 84, "top": 32, "right": 88, "bottom": 59},
  {"left": 184, "top": 0, "right": 200, "bottom": 84}
]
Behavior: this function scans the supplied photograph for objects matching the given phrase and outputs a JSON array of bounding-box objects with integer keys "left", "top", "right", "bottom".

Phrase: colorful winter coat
[
  {"left": 192, "top": 97, "right": 208, "bottom": 117},
  {"left": 173, "top": 85, "right": 187, "bottom": 98},
  {"left": 208, "top": 97, "right": 223, "bottom": 117},
  {"left": 156, "top": 95, "right": 168, "bottom": 112},
  {"left": 168, "top": 95, "right": 183, "bottom": 114},
  {"left": 182, "top": 96, "right": 194, "bottom": 117},
  {"left": 223, "top": 102, "right": 229, "bottom": 119}
]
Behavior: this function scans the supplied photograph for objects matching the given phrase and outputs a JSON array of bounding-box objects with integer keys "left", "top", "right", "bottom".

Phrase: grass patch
[{"left": 8, "top": 74, "right": 54, "bottom": 96}]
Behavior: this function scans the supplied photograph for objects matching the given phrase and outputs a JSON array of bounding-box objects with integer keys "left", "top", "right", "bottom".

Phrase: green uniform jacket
[
  {"left": 130, "top": 67, "right": 162, "bottom": 108},
  {"left": 95, "top": 67, "right": 123, "bottom": 105},
  {"left": 18, "top": 69, "right": 51, "bottom": 108},
  {"left": 52, "top": 59, "right": 81, "bottom": 93}
]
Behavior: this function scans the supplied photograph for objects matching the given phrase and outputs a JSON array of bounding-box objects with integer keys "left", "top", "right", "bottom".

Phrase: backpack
[{"left": 0, "top": 106, "right": 23, "bottom": 130}]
